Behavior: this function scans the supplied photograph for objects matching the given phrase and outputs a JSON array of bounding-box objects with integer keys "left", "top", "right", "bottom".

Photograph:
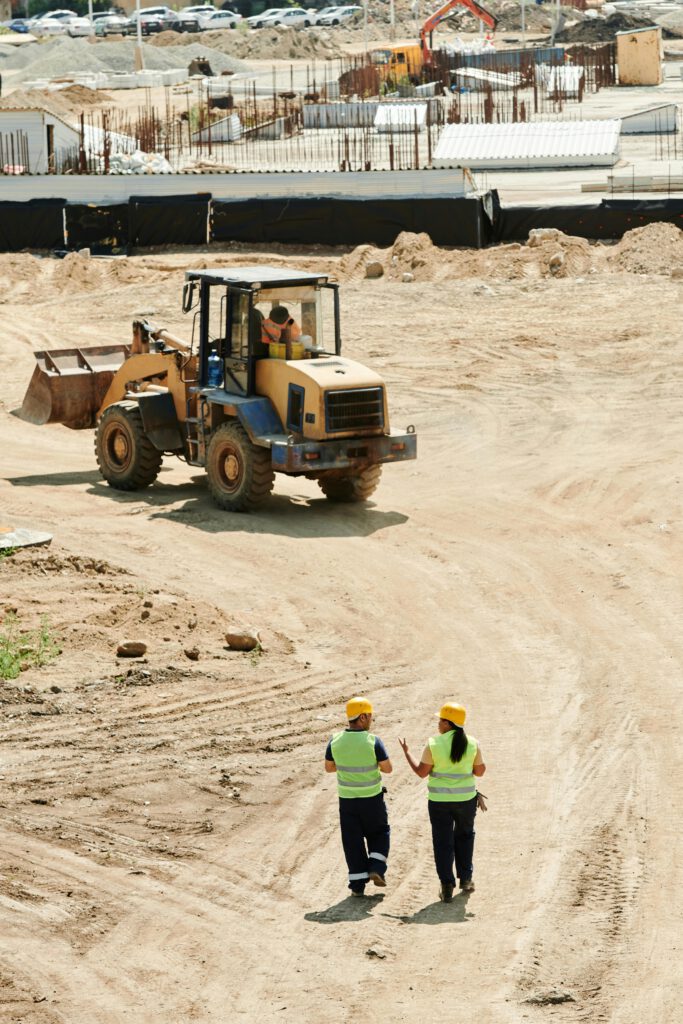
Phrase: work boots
[{"left": 439, "top": 883, "right": 454, "bottom": 903}]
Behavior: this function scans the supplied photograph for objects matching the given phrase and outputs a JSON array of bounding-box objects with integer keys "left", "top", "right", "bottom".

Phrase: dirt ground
[{"left": 1, "top": 231, "right": 682, "bottom": 1023}]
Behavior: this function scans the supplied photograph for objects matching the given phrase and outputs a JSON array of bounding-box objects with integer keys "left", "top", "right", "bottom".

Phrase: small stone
[
  {"left": 140, "top": 610, "right": 150, "bottom": 621},
  {"left": 77, "top": 247, "right": 91, "bottom": 258},
  {"left": 225, "top": 629, "right": 261, "bottom": 652},
  {"left": 548, "top": 252, "right": 565, "bottom": 274},
  {"left": 184, "top": 647, "right": 200, "bottom": 661},
  {"left": 401, "top": 272, "right": 414, "bottom": 283},
  {"left": 527, "top": 227, "right": 561, "bottom": 247},
  {"left": 116, "top": 641, "right": 147, "bottom": 658},
  {"left": 50, "top": 685, "right": 62, "bottom": 693},
  {"left": 671, "top": 267, "right": 683, "bottom": 279},
  {"left": 143, "top": 600, "right": 153, "bottom": 608},
  {"left": 365, "top": 261, "right": 384, "bottom": 279},
  {"left": 525, "top": 990, "right": 575, "bottom": 1005},
  {"left": 365, "top": 947, "right": 387, "bottom": 959}
]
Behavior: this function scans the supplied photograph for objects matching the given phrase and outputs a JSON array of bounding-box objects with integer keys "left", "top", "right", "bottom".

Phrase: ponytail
[{"left": 449, "top": 725, "right": 468, "bottom": 763}]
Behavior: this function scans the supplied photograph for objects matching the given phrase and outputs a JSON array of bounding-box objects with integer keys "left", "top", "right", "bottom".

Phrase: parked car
[
  {"left": 316, "top": 3, "right": 360, "bottom": 23},
  {"left": 181, "top": 4, "right": 218, "bottom": 15},
  {"left": 31, "top": 17, "right": 69, "bottom": 35},
  {"left": 198, "top": 8, "right": 241, "bottom": 28},
  {"left": 6, "top": 18, "right": 30, "bottom": 32},
  {"left": 259, "top": 7, "right": 312, "bottom": 27},
  {"left": 125, "top": 5, "right": 174, "bottom": 34},
  {"left": 245, "top": 7, "right": 289, "bottom": 28},
  {"left": 29, "top": 8, "right": 78, "bottom": 33},
  {"left": 94, "top": 13, "right": 129, "bottom": 35},
  {"left": 166, "top": 11, "right": 203, "bottom": 30},
  {"left": 312, "top": 6, "right": 341, "bottom": 24},
  {"left": 68, "top": 16, "right": 93, "bottom": 35}
]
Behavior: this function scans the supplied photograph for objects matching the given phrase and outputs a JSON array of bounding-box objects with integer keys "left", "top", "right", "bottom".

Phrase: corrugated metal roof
[
  {"left": 374, "top": 104, "right": 427, "bottom": 133},
  {"left": 621, "top": 103, "right": 677, "bottom": 134},
  {"left": 433, "top": 120, "right": 621, "bottom": 169},
  {"left": 192, "top": 114, "right": 243, "bottom": 143},
  {"left": 453, "top": 67, "right": 522, "bottom": 90}
]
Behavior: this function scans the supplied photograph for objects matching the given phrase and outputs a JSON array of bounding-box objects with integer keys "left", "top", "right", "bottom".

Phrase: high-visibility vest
[
  {"left": 261, "top": 318, "right": 302, "bottom": 346},
  {"left": 330, "top": 730, "right": 382, "bottom": 799},
  {"left": 427, "top": 731, "right": 478, "bottom": 802},
  {"left": 261, "top": 318, "right": 282, "bottom": 345}
]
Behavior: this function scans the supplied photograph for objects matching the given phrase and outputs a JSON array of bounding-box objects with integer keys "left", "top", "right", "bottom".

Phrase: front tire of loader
[
  {"left": 317, "top": 465, "right": 382, "bottom": 503},
  {"left": 95, "top": 402, "right": 162, "bottom": 491},
  {"left": 206, "top": 421, "right": 274, "bottom": 512}
]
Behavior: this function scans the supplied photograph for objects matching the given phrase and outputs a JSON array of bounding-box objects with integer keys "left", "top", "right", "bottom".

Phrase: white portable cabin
[{"left": 0, "top": 108, "right": 79, "bottom": 174}]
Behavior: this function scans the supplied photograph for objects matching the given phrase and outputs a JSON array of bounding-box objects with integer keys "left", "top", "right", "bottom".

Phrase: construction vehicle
[
  {"left": 369, "top": 0, "right": 498, "bottom": 84},
  {"left": 19, "top": 267, "right": 417, "bottom": 512}
]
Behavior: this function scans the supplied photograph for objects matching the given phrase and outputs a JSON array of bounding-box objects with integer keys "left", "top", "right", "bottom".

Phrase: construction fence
[{"left": 4, "top": 193, "right": 683, "bottom": 253}]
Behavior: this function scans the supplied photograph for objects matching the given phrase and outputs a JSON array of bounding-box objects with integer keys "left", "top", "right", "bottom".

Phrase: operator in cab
[{"left": 261, "top": 305, "right": 302, "bottom": 348}]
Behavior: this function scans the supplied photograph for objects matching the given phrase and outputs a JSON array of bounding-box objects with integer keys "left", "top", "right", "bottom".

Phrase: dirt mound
[
  {"left": 609, "top": 222, "right": 683, "bottom": 275},
  {"left": 338, "top": 243, "right": 383, "bottom": 280},
  {"left": 52, "top": 252, "right": 104, "bottom": 290},
  {"left": 58, "top": 83, "right": 112, "bottom": 109},
  {"left": 0, "top": 252, "right": 43, "bottom": 287},
  {"left": 555, "top": 11, "right": 659, "bottom": 43},
  {"left": 149, "top": 29, "right": 184, "bottom": 46},
  {"left": 200, "top": 26, "right": 342, "bottom": 60}
]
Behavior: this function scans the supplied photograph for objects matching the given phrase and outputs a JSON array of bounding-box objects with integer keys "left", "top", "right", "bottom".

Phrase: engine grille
[{"left": 325, "top": 387, "right": 384, "bottom": 433}]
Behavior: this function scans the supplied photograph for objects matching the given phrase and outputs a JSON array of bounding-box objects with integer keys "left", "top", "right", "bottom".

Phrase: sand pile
[
  {"left": 0, "top": 36, "right": 248, "bottom": 83},
  {"left": 0, "top": 253, "right": 43, "bottom": 291},
  {"left": 340, "top": 229, "right": 596, "bottom": 284},
  {"left": 609, "top": 222, "right": 683, "bottom": 276},
  {"left": 524, "top": 228, "right": 593, "bottom": 279},
  {"left": 198, "top": 26, "right": 343, "bottom": 61},
  {"left": 0, "top": 84, "right": 112, "bottom": 119},
  {"left": 52, "top": 252, "right": 105, "bottom": 290}
]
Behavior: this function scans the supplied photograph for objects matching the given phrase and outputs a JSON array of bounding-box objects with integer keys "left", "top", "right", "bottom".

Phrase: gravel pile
[
  {"left": 0, "top": 36, "right": 248, "bottom": 83},
  {"left": 554, "top": 12, "right": 660, "bottom": 43}
]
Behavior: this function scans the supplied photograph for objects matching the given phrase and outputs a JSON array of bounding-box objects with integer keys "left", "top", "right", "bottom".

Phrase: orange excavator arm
[{"left": 419, "top": 0, "right": 498, "bottom": 63}]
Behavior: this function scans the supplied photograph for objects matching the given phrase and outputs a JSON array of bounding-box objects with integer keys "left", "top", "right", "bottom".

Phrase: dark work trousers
[
  {"left": 338, "top": 793, "right": 390, "bottom": 893},
  {"left": 428, "top": 796, "right": 477, "bottom": 885}
]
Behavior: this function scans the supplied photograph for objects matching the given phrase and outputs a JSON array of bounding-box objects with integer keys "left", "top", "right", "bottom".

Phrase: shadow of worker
[
  {"left": 304, "top": 893, "right": 386, "bottom": 925},
  {"left": 384, "top": 892, "right": 474, "bottom": 926}
]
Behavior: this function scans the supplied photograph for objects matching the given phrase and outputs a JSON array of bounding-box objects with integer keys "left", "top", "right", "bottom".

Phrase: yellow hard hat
[
  {"left": 346, "top": 697, "right": 373, "bottom": 720},
  {"left": 437, "top": 702, "right": 466, "bottom": 727}
]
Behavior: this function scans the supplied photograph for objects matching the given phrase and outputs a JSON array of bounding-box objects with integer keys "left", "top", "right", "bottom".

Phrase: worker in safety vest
[
  {"left": 325, "top": 697, "right": 392, "bottom": 897},
  {"left": 399, "top": 702, "right": 486, "bottom": 902},
  {"left": 261, "top": 305, "right": 302, "bottom": 347}
]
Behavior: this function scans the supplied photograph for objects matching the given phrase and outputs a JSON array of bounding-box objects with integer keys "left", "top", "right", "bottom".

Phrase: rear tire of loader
[
  {"left": 317, "top": 465, "right": 382, "bottom": 503},
  {"left": 206, "top": 421, "right": 274, "bottom": 513},
  {"left": 95, "top": 402, "right": 162, "bottom": 491}
]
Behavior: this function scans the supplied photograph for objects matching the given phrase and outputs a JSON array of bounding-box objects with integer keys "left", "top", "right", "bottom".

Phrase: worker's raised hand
[{"left": 398, "top": 737, "right": 410, "bottom": 756}]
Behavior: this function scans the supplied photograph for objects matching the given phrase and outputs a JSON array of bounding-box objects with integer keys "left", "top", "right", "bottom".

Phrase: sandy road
[{"left": 0, "top": 249, "right": 681, "bottom": 1022}]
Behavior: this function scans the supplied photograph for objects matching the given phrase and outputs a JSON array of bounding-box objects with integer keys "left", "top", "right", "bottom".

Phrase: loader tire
[
  {"left": 206, "top": 422, "right": 274, "bottom": 513},
  {"left": 95, "top": 402, "right": 162, "bottom": 491},
  {"left": 318, "top": 465, "right": 382, "bottom": 503}
]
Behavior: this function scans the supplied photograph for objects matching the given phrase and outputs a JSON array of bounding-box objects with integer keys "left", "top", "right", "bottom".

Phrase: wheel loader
[{"left": 19, "top": 266, "right": 417, "bottom": 512}]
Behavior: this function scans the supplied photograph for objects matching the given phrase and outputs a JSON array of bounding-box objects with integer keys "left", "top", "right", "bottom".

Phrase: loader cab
[{"left": 183, "top": 267, "right": 341, "bottom": 398}]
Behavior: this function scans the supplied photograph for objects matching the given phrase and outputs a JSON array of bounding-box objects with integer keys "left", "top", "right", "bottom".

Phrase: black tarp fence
[
  {"left": 210, "top": 196, "right": 493, "bottom": 248},
  {"left": 65, "top": 203, "right": 129, "bottom": 253},
  {"left": 0, "top": 198, "right": 65, "bottom": 251},
  {"left": 494, "top": 197, "right": 683, "bottom": 242},
  {"left": 128, "top": 193, "right": 211, "bottom": 247},
  {"left": 4, "top": 194, "right": 683, "bottom": 252}
]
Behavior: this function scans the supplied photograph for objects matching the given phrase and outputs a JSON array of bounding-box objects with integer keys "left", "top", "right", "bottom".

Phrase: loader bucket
[{"left": 19, "top": 345, "right": 130, "bottom": 430}]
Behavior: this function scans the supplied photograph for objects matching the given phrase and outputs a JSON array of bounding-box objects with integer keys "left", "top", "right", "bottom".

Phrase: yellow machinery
[{"left": 19, "top": 266, "right": 417, "bottom": 512}]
